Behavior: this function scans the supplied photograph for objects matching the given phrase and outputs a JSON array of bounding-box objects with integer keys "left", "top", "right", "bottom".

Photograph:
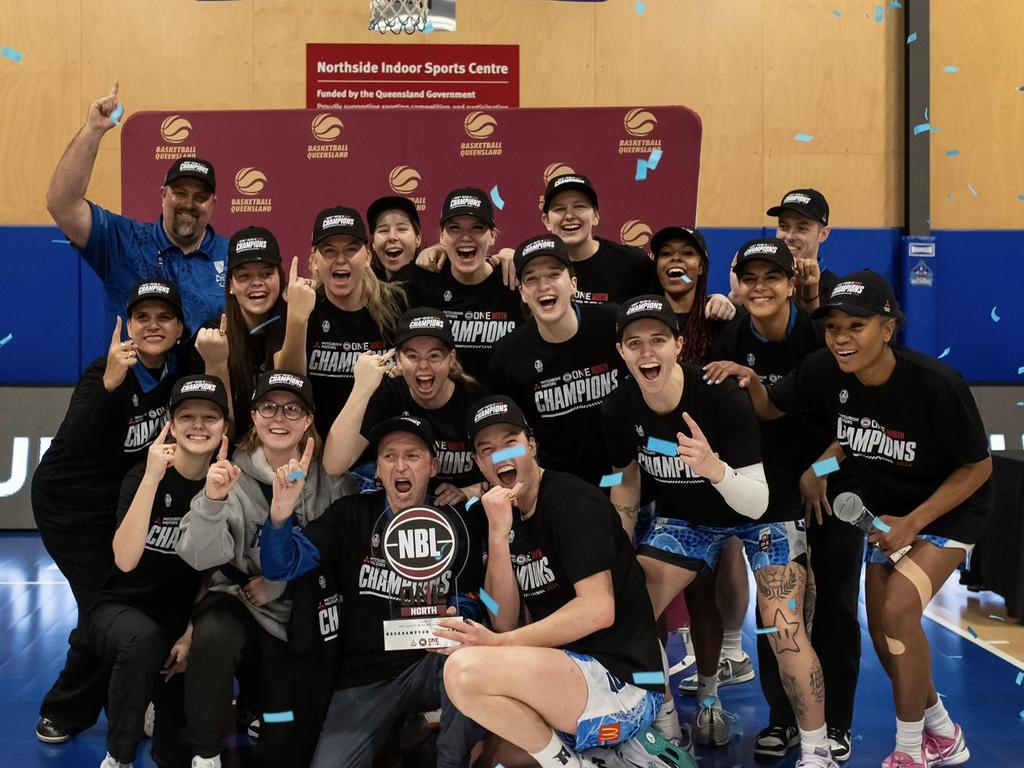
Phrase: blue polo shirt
[{"left": 77, "top": 201, "right": 230, "bottom": 333}]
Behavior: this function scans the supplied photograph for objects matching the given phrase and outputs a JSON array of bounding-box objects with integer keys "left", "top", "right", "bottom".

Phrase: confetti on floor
[
  {"left": 646, "top": 436, "right": 678, "bottom": 457},
  {"left": 599, "top": 472, "right": 623, "bottom": 488},
  {"left": 479, "top": 587, "right": 500, "bottom": 615},
  {"left": 991, "top": 307, "right": 1001, "bottom": 322},
  {"left": 50, "top": 239, "right": 71, "bottom": 244},
  {"left": 491, "top": 445, "right": 526, "bottom": 463},
  {"left": 938, "top": 347, "right": 950, "bottom": 359},
  {"left": 0, "top": 333, "right": 13, "bottom": 349},
  {"left": 632, "top": 671, "right": 666, "bottom": 685},
  {"left": 489, "top": 185, "right": 505, "bottom": 210},
  {"left": 794, "top": 133, "right": 814, "bottom": 142},
  {"left": 1016, "top": 671, "right": 1023, "bottom": 686},
  {"left": 812, "top": 457, "right": 840, "bottom": 477}
]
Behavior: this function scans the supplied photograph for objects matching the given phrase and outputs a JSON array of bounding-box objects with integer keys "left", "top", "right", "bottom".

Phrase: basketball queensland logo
[
  {"left": 308, "top": 114, "right": 349, "bottom": 160},
  {"left": 619, "top": 108, "right": 662, "bottom": 155},
  {"left": 388, "top": 166, "right": 426, "bottom": 211},
  {"left": 154, "top": 115, "right": 197, "bottom": 161},
  {"left": 231, "top": 167, "right": 272, "bottom": 214},
  {"left": 460, "top": 111, "right": 501, "bottom": 157},
  {"left": 620, "top": 219, "right": 652, "bottom": 248}
]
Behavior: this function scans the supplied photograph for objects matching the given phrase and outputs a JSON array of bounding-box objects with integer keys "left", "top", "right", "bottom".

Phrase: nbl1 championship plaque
[{"left": 377, "top": 504, "right": 469, "bottom": 651}]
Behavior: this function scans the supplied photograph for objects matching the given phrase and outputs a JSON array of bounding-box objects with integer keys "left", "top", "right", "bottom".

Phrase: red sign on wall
[{"left": 306, "top": 43, "right": 519, "bottom": 109}]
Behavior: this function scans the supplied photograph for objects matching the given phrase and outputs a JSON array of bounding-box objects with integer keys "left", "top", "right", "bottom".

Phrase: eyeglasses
[{"left": 253, "top": 401, "right": 307, "bottom": 421}]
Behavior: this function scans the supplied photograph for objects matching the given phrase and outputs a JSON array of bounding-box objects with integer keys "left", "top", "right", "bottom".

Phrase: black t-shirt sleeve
[
  {"left": 360, "top": 381, "right": 394, "bottom": 439},
  {"left": 927, "top": 372, "right": 990, "bottom": 466},
  {"left": 548, "top": 486, "right": 617, "bottom": 585},
  {"left": 601, "top": 393, "right": 636, "bottom": 469},
  {"left": 711, "top": 382, "right": 763, "bottom": 468},
  {"left": 299, "top": 500, "right": 349, "bottom": 570},
  {"left": 115, "top": 461, "right": 148, "bottom": 528},
  {"left": 708, "top": 318, "right": 740, "bottom": 362},
  {"left": 767, "top": 348, "right": 830, "bottom": 415}
]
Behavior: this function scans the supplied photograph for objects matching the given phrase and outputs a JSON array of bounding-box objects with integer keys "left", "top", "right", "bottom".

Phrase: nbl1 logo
[{"left": 382, "top": 506, "right": 458, "bottom": 582}]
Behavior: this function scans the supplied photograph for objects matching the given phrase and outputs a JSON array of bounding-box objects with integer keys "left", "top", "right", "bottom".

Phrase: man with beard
[{"left": 46, "top": 81, "right": 229, "bottom": 333}]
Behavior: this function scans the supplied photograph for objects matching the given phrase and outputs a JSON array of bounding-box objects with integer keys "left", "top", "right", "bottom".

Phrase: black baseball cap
[
  {"left": 164, "top": 157, "right": 216, "bottom": 192},
  {"left": 543, "top": 174, "right": 598, "bottom": 212},
  {"left": 812, "top": 270, "right": 898, "bottom": 319},
  {"left": 513, "top": 235, "right": 572, "bottom": 277},
  {"left": 170, "top": 375, "right": 229, "bottom": 417},
  {"left": 650, "top": 226, "right": 708, "bottom": 261},
  {"left": 368, "top": 414, "right": 437, "bottom": 456},
  {"left": 467, "top": 395, "right": 530, "bottom": 445},
  {"left": 126, "top": 279, "right": 184, "bottom": 323},
  {"left": 616, "top": 295, "right": 680, "bottom": 340},
  {"left": 367, "top": 196, "right": 421, "bottom": 233},
  {"left": 767, "top": 188, "right": 829, "bottom": 226},
  {"left": 312, "top": 206, "right": 368, "bottom": 247},
  {"left": 732, "top": 238, "right": 795, "bottom": 276},
  {"left": 228, "top": 226, "right": 281, "bottom": 272},
  {"left": 440, "top": 187, "right": 495, "bottom": 228},
  {"left": 252, "top": 370, "right": 315, "bottom": 412},
  {"left": 393, "top": 307, "right": 455, "bottom": 349}
]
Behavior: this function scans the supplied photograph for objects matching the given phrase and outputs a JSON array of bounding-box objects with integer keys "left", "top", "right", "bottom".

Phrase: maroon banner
[
  {"left": 121, "top": 106, "right": 702, "bottom": 267},
  {"left": 307, "top": 43, "right": 519, "bottom": 109}
]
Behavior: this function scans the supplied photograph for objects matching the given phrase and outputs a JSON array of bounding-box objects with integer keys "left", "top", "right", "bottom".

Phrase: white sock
[
  {"left": 721, "top": 629, "right": 745, "bottom": 661},
  {"left": 799, "top": 724, "right": 828, "bottom": 756},
  {"left": 102, "top": 754, "right": 133, "bottom": 768},
  {"left": 697, "top": 673, "right": 718, "bottom": 703},
  {"left": 895, "top": 718, "right": 924, "bottom": 761},
  {"left": 530, "top": 731, "right": 581, "bottom": 768},
  {"left": 653, "top": 642, "right": 683, "bottom": 741},
  {"left": 923, "top": 698, "right": 956, "bottom": 738}
]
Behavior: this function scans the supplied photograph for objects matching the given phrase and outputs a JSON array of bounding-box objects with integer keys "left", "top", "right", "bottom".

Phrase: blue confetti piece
[
  {"left": 945, "top": 149, "right": 960, "bottom": 157},
  {"left": 1017, "top": 194, "right": 1024, "bottom": 200},
  {"left": 465, "top": 496, "right": 479, "bottom": 509},
  {"left": 943, "top": 65, "right": 959, "bottom": 73},
  {"left": 833, "top": 9, "right": 841, "bottom": 18},
  {"left": 1, "top": 45, "right": 23, "bottom": 62},
  {"left": 1016, "top": 671, "right": 1023, "bottom": 685},
  {"left": 812, "top": 457, "right": 840, "bottom": 477},
  {"left": 989, "top": 614, "right": 1006, "bottom": 621},
  {"left": 968, "top": 183, "right": 978, "bottom": 197},
  {"left": 263, "top": 710, "right": 294, "bottom": 723},
  {"left": 647, "top": 148, "right": 663, "bottom": 169},
  {"left": 1016, "top": 402, "right": 1024, "bottom": 408},
  {"left": 1019, "top": 709, "right": 1024, "bottom": 720},
  {"left": 924, "top": 107, "right": 929, "bottom": 120},
  {"left": 946, "top": 655, "right": 962, "bottom": 659},
  {"left": 874, "top": 5, "right": 884, "bottom": 23},
  {"left": 1018, "top": 366, "right": 1024, "bottom": 375},
  {"left": 491, "top": 445, "right": 526, "bottom": 463},
  {"left": 966, "top": 625, "right": 978, "bottom": 638},
  {"left": 249, "top": 315, "right": 282, "bottom": 335},
  {"left": 991, "top": 307, "right": 1001, "bottom": 322},
  {"left": 489, "top": 185, "right": 505, "bottom": 210},
  {"left": 906, "top": 32, "right": 917, "bottom": 44},
  {"left": 599, "top": 472, "right": 623, "bottom": 488},
  {"left": 632, "top": 671, "right": 665, "bottom": 685},
  {"left": 913, "top": 122, "right": 931, "bottom": 135},
  {"left": 0, "top": 333, "right": 12, "bottom": 349},
  {"left": 752, "top": 552, "right": 770, "bottom": 570},
  {"left": 110, "top": 102, "right": 124, "bottom": 125},
  {"left": 938, "top": 347, "right": 951, "bottom": 359},
  {"left": 794, "top": 133, "right": 814, "bottom": 143},
  {"left": 423, "top": 21, "right": 434, "bottom": 33},
  {"left": 646, "top": 436, "right": 677, "bottom": 457},
  {"left": 890, "top": 0, "right": 902, "bottom": 7},
  {"left": 788, "top": 598, "right": 797, "bottom": 611},
  {"left": 700, "top": 696, "right": 716, "bottom": 709},
  {"left": 479, "top": 587, "right": 500, "bottom": 615},
  {"left": 682, "top": 275, "right": 692, "bottom": 284},
  {"left": 871, "top": 517, "right": 891, "bottom": 533},
  {"left": 755, "top": 626, "right": 779, "bottom": 635},
  {"left": 635, "top": 1, "right": 646, "bottom": 16},
  {"left": 635, "top": 159, "right": 649, "bottom": 181},
  {"left": 51, "top": 239, "right": 71, "bottom": 244},
  {"left": 286, "top": 469, "right": 306, "bottom": 482}
]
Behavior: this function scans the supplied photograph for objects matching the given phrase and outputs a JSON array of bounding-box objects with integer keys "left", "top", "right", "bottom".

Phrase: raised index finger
[
  {"left": 681, "top": 412, "right": 706, "bottom": 441},
  {"left": 110, "top": 316, "right": 123, "bottom": 346},
  {"left": 153, "top": 420, "right": 170, "bottom": 445},
  {"left": 218, "top": 434, "right": 229, "bottom": 462},
  {"left": 289, "top": 255, "right": 299, "bottom": 284},
  {"left": 299, "top": 436, "right": 315, "bottom": 471},
  {"left": 110, "top": 80, "right": 120, "bottom": 99}
]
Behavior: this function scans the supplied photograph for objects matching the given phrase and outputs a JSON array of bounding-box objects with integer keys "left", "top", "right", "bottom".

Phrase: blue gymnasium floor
[{"left": 1, "top": 532, "right": 1022, "bottom": 767}]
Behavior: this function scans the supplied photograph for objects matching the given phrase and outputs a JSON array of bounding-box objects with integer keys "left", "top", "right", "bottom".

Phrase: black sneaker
[
  {"left": 36, "top": 717, "right": 71, "bottom": 744},
  {"left": 754, "top": 724, "right": 799, "bottom": 759},
  {"left": 827, "top": 727, "right": 851, "bottom": 763}
]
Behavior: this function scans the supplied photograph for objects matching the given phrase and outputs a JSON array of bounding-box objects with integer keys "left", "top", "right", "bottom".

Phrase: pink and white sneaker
[
  {"left": 880, "top": 750, "right": 925, "bottom": 768},
  {"left": 923, "top": 724, "right": 970, "bottom": 767}
]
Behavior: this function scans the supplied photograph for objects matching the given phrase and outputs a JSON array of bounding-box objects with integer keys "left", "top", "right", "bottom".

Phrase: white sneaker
[
  {"left": 695, "top": 697, "right": 731, "bottom": 747},
  {"left": 99, "top": 754, "right": 132, "bottom": 768},
  {"left": 191, "top": 756, "right": 221, "bottom": 768},
  {"left": 795, "top": 745, "right": 840, "bottom": 768}
]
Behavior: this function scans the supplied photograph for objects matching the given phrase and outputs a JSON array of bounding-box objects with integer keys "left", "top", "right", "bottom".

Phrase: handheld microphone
[{"left": 833, "top": 492, "right": 912, "bottom": 563}]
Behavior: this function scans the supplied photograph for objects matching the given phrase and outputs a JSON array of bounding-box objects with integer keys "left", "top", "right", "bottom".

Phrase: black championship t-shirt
[
  {"left": 489, "top": 303, "right": 626, "bottom": 485},
  {"left": 509, "top": 471, "right": 663, "bottom": 691},
  {"left": 710, "top": 306, "right": 843, "bottom": 521},
  {"left": 768, "top": 347, "right": 993, "bottom": 542},
  {"left": 602, "top": 366, "right": 764, "bottom": 526},
  {"left": 675, "top": 311, "right": 731, "bottom": 365},
  {"left": 305, "top": 293, "right": 390, "bottom": 439},
  {"left": 407, "top": 264, "right": 522, "bottom": 386},
  {"left": 94, "top": 463, "right": 206, "bottom": 631},
  {"left": 572, "top": 238, "right": 657, "bottom": 306},
  {"left": 301, "top": 492, "right": 486, "bottom": 689},
  {"left": 360, "top": 377, "right": 486, "bottom": 488}
]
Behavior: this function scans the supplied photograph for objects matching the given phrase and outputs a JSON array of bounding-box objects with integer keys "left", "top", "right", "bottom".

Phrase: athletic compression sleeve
[
  {"left": 259, "top": 516, "right": 322, "bottom": 581},
  {"left": 711, "top": 462, "right": 769, "bottom": 520}
]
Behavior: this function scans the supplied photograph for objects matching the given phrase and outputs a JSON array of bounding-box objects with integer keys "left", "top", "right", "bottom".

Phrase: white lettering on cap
[
  {"left": 322, "top": 214, "right": 355, "bottom": 229},
  {"left": 553, "top": 176, "right": 587, "bottom": 188},
  {"left": 831, "top": 281, "right": 866, "bottom": 297},
  {"left": 137, "top": 282, "right": 171, "bottom": 296},
  {"left": 783, "top": 192, "right": 812, "bottom": 205},
  {"left": 626, "top": 298, "right": 665, "bottom": 315},
  {"left": 408, "top": 316, "right": 446, "bottom": 330},
  {"left": 399, "top": 416, "right": 423, "bottom": 427},
  {"left": 179, "top": 380, "right": 218, "bottom": 394},
  {"left": 178, "top": 160, "right": 210, "bottom": 175},
  {"left": 521, "top": 238, "right": 556, "bottom": 256},
  {"left": 450, "top": 195, "right": 482, "bottom": 209},
  {"left": 743, "top": 242, "right": 779, "bottom": 257},
  {"left": 235, "top": 237, "right": 268, "bottom": 253},
  {"left": 268, "top": 373, "right": 304, "bottom": 389},
  {"left": 474, "top": 402, "right": 509, "bottom": 423}
]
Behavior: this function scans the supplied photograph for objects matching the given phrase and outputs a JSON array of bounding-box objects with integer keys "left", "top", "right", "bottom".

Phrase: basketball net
[{"left": 369, "top": 0, "right": 429, "bottom": 34}]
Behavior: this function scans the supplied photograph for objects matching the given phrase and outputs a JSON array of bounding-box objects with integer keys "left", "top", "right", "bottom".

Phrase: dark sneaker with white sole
[
  {"left": 827, "top": 727, "right": 851, "bottom": 762},
  {"left": 35, "top": 717, "right": 71, "bottom": 744},
  {"left": 677, "top": 655, "right": 755, "bottom": 693},
  {"left": 754, "top": 724, "right": 799, "bottom": 759}
]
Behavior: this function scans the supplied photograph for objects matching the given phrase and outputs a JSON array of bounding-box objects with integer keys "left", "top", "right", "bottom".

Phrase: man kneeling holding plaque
[{"left": 261, "top": 414, "right": 485, "bottom": 768}]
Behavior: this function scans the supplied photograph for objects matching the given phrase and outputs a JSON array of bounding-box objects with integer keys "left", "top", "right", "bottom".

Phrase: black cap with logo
[
  {"left": 252, "top": 370, "right": 316, "bottom": 412},
  {"left": 650, "top": 226, "right": 708, "bottom": 262},
  {"left": 368, "top": 414, "right": 437, "bottom": 456},
  {"left": 513, "top": 234, "right": 572, "bottom": 277},
  {"left": 543, "top": 174, "right": 599, "bottom": 212},
  {"left": 393, "top": 307, "right": 456, "bottom": 349},
  {"left": 164, "top": 157, "right": 216, "bottom": 192},
  {"left": 228, "top": 226, "right": 281, "bottom": 272},
  {"left": 126, "top": 279, "right": 185, "bottom": 323},
  {"left": 367, "top": 196, "right": 421, "bottom": 233},
  {"left": 732, "top": 237, "right": 795, "bottom": 276},
  {"left": 170, "top": 375, "right": 229, "bottom": 417},
  {"left": 766, "top": 188, "right": 829, "bottom": 226},
  {"left": 616, "top": 295, "right": 680, "bottom": 340},
  {"left": 312, "top": 206, "right": 368, "bottom": 247},
  {"left": 812, "top": 269, "right": 899, "bottom": 319},
  {"left": 466, "top": 395, "right": 531, "bottom": 445},
  {"left": 440, "top": 187, "right": 495, "bottom": 228}
]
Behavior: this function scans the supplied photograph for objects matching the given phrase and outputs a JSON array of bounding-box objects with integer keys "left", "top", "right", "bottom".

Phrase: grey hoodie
[{"left": 176, "top": 447, "right": 351, "bottom": 640}]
